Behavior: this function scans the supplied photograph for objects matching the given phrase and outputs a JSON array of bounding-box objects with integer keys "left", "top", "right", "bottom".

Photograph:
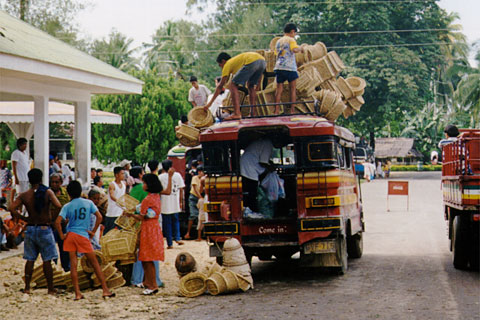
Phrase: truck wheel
[
  {"left": 347, "top": 233, "right": 363, "bottom": 259},
  {"left": 452, "top": 215, "right": 469, "bottom": 270},
  {"left": 337, "top": 236, "right": 348, "bottom": 275},
  {"left": 470, "top": 225, "right": 479, "bottom": 271}
]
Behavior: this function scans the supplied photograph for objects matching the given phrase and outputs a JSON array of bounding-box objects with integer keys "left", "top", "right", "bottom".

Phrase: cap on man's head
[
  {"left": 119, "top": 159, "right": 131, "bottom": 167},
  {"left": 190, "top": 76, "right": 198, "bottom": 82}
]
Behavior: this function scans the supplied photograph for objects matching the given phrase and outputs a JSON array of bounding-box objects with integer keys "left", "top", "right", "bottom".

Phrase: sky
[{"left": 76, "top": 0, "right": 479, "bottom": 65}]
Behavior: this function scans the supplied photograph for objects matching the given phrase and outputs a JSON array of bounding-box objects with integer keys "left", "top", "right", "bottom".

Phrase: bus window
[
  {"left": 203, "top": 141, "right": 236, "bottom": 174},
  {"left": 345, "top": 147, "right": 352, "bottom": 169},
  {"left": 337, "top": 144, "right": 345, "bottom": 168},
  {"left": 308, "top": 142, "right": 336, "bottom": 162},
  {"left": 272, "top": 144, "right": 296, "bottom": 165}
]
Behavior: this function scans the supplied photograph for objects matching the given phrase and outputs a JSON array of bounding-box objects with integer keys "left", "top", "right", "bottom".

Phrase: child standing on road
[
  {"left": 274, "top": 23, "right": 304, "bottom": 114},
  {"left": 55, "top": 181, "right": 114, "bottom": 300}
]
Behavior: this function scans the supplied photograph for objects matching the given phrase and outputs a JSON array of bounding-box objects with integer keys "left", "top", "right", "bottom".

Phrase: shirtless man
[{"left": 9, "top": 168, "right": 62, "bottom": 295}]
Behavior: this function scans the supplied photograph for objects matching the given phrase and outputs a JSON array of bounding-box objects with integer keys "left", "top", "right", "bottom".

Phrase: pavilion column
[
  {"left": 33, "top": 96, "right": 49, "bottom": 184},
  {"left": 74, "top": 100, "right": 91, "bottom": 186}
]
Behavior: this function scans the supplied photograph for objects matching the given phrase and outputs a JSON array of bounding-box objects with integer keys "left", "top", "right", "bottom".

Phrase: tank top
[{"left": 106, "top": 181, "right": 126, "bottom": 217}]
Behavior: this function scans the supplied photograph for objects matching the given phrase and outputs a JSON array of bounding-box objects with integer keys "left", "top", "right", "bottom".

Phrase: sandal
[
  {"left": 134, "top": 283, "right": 145, "bottom": 288},
  {"left": 74, "top": 295, "right": 84, "bottom": 301},
  {"left": 102, "top": 293, "right": 116, "bottom": 299},
  {"left": 142, "top": 288, "right": 158, "bottom": 295}
]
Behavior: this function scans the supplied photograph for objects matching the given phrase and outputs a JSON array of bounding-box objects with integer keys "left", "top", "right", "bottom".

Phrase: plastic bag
[
  {"left": 261, "top": 172, "right": 286, "bottom": 202},
  {"left": 257, "top": 186, "right": 274, "bottom": 219}
]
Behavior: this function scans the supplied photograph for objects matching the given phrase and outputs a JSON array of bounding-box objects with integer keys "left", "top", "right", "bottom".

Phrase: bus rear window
[{"left": 308, "top": 142, "right": 335, "bottom": 162}]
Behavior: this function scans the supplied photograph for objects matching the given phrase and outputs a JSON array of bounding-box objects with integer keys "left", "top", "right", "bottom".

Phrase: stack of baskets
[
  {"left": 179, "top": 272, "right": 208, "bottom": 298},
  {"left": 32, "top": 252, "right": 125, "bottom": 291},
  {"left": 176, "top": 107, "right": 214, "bottom": 147},
  {"left": 222, "top": 238, "right": 254, "bottom": 286},
  {"left": 205, "top": 268, "right": 251, "bottom": 296}
]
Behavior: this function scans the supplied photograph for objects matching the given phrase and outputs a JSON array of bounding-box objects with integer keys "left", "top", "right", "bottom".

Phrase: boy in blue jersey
[{"left": 55, "top": 180, "right": 114, "bottom": 300}]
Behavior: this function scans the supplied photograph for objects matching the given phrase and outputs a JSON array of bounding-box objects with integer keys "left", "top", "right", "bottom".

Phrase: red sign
[{"left": 388, "top": 181, "right": 409, "bottom": 196}]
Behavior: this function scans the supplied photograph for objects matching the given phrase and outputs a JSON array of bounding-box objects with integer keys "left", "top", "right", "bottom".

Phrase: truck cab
[{"left": 200, "top": 115, "right": 364, "bottom": 273}]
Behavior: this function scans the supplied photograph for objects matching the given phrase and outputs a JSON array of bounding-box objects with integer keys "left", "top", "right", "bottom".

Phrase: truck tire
[
  {"left": 452, "top": 215, "right": 469, "bottom": 270},
  {"left": 347, "top": 233, "right": 363, "bottom": 259},
  {"left": 470, "top": 224, "right": 479, "bottom": 271}
]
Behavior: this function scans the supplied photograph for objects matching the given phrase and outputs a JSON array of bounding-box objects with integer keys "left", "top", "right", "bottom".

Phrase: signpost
[{"left": 387, "top": 181, "right": 409, "bottom": 211}]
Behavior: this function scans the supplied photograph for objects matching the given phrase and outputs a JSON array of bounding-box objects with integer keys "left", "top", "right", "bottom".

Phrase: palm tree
[{"left": 90, "top": 30, "right": 140, "bottom": 72}]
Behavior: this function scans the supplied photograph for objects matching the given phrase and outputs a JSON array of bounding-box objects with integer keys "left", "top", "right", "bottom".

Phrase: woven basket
[
  {"left": 336, "top": 77, "right": 354, "bottom": 100},
  {"left": 310, "top": 56, "right": 336, "bottom": 82},
  {"left": 347, "top": 96, "right": 365, "bottom": 111},
  {"left": 206, "top": 272, "right": 227, "bottom": 296},
  {"left": 235, "top": 273, "right": 253, "bottom": 291},
  {"left": 297, "top": 66, "right": 321, "bottom": 95},
  {"left": 92, "top": 262, "right": 117, "bottom": 287},
  {"left": 30, "top": 262, "right": 55, "bottom": 283},
  {"left": 176, "top": 124, "right": 200, "bottom": 148},
  {"left": 269, "top": 37, "right": 281, "bottom": 51},
  {"left": 175, "top": 252, "right": 197, "bottom": 277},
  {"left": 188, "top": 107, "right": 214, "bottom": 128},
  {"left": 64, "top": 271, "right": 91, "bottom": 291},
  {"left": 81, "top": 250, "right": 105, "bottom": 273},
  {"left": 320, "top": 90, "right": 337, "bottom": 115},
  {"left": 326, "top": 51, "right": 345, "bottom": 74},
  {"left": 221, "top": 269, "right": 239, "bottom": 291},
  {"left": 346, "top": 76, "right": 366, "bottom": 96},
  {"left": 222, "top": 90, "right": 246, "bottom": 114},
  {"left": 179, "top": 272, "right": 207, "bottom": 298},
  {"left": 101, "top": 230, "right": 137, "bottom": 260},
  {"left": 116, "top": 194, "right": 140, "bottom": 215},
  {"left": 223, "top": 238, "right": 242, "bottom": 251},
  {"left": 107, "top": 272, "right": 126, "bottom": 289},
  {"left": 119, "top": 258, "right": 136, "bottom": 265},
  {"left": 325, "top": 99, "right": 346, "bottom": 121},
  {"left": 304, "top": 42, "right": 327, "bottom": 61},
  {"left": 34, "top": 270, "right": 66, "bottom": 288},
  {"left": 203, "top": 262, "right": 224, "bottom": 278},
  {"left": 265, "top": 51, "right": 276, "bottom": 73},
  {"left": 342, "top": 106, "right": 356, "bottom": 119}
]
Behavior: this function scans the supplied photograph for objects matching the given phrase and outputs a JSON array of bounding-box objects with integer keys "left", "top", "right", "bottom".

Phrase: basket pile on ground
[
  {"left": 221, "top": 237, "right": 253, "bottom": 287},
  {"left": 31, "top": 252, "right": 125, "bottom": 291},
  {"left": 178, "top": 272, "right": 207, "bottom": 298},
  {"left": 176, "top": 107, "right": 213, "bottom": 147}
]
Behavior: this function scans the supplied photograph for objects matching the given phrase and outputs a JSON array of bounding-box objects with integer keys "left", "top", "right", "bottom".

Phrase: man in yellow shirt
[{"left": 205, "top": 52, "right": 266, "bottom": 120}]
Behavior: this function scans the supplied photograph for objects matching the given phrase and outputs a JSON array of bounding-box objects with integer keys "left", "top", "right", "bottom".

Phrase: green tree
[
  {"left": 91, "top": 70, "right": 191, "bottom": 164},
  {"left": 89, "top": 30, "right": 140, "bottom": 72}
]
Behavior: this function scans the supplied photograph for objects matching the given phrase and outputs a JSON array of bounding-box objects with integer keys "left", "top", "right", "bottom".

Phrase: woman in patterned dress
[{"left": 126, "top": 172, "right": 172, "bottom": 295}]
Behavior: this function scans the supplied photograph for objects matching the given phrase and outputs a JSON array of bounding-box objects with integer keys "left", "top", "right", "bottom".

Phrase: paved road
[{"left": 171, "top": 172, "right": 479, "bottom": 320}]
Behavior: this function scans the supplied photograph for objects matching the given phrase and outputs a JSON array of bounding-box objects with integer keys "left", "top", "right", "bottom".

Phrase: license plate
[{"left": 304, "top": 240, "right": 336, "bottom": 254}]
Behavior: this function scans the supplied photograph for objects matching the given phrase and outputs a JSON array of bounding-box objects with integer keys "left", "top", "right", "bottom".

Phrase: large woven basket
[
  {"left": 203, "top": 262, "right": 224, "bottom": 278},
  {"left": 304, "top": 42, "right": 327, "bottom": 61},
  {"left": 269, "top": 37, "right": 281, "bottom": 51},
  {"left": 107, "top": 272, "right": 126, "bottom": 289},
  {"left": 101, "top": 230, "right": 137, "bottom": 260},
  {"left": 81, "top": 250, "right": 105, "bottom": 273},
  {"left": 34, "top": 270, "right": 66, "bottom": 288},
  {"left": 179, "top": 272, "right": 207, "bottom": 298},
  {"left": 343, "top": 106, "right": 356, "bottom": 119},
  {"left": 347, "top": 95, "right": 365, "bottom": 111},
  {"left": 221, "top": 269, "right": 239, "bottom": 291},
  {"left": 236, "top": 273, "right": 253, "bottom": 291},
  {"left": 188, "top": 107, "right": 214, "bottom": 128},
  {"left": 325, "top": 99, "right": 346, "bottom": 121},
  {"left": 320, "top": 90, "right": 338, "bottom": 115},
  {"left": 92, "top": 262, "right": 117, "bottom": 287},
  {"left": 206, "top": 272, "right": 227, "bottom": 296},
  {"left": 310, "top": 56, "right": 336, "bottom": 82},
  {"left": 116, "top": 194, "right": 139, "bottom": 214},
  {"left": 346, "top": 76, "right": 366, "bottom": 96},
  {"left": 265, "top": 51, "right": 276, "bottom": 73},
  {"left": 64, "top": 271, "right": 90, "bottom": 291},
  {"left": 176, "top": 124, "right": 200, "bottom": 147},
  {"left": 336, "top": 77, "right": 354, "bottom": 100},
  {"left": 297, "top": 66, "right": 321, "bottom": 95},
  {"left": 326, "top": 51, "right": 345, "bottom": 75}
]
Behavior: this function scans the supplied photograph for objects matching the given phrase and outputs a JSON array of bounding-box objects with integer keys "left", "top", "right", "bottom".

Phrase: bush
[{"left": 390, "top": 165, "right": 442, "bottom": 171}]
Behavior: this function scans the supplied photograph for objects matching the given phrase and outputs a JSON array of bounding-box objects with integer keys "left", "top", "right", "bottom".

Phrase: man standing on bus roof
[
  {"left": 188, "top": 76, "right": 211, "bottom": 108},
  {"left": 204, "top": 52, "right": 266, "bottom": 120}
]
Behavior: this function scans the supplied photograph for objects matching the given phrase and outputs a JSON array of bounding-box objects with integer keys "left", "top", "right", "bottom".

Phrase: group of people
[{"left": 187, "top": 23, "right": 303, "bottom": 121}]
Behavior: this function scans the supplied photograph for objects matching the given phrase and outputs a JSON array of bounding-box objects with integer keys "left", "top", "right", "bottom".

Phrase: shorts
[
  {"left": 188, "top": 194, "right": 200, "bottom": 221},
  {"left": 233, "top": 59, "right": 267, "bottom": 87},
  {"left": 23, "top": 226, "right": 58, "bottom": 261},
  {"left": 275, "top": 70, "right": 299, "bottom": 83},
  {"left": 63, "top": 232, "right": 94, "bottom": 254}
]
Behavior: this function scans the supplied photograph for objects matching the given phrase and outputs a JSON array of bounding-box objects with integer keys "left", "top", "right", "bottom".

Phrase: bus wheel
[
  {"left": 337, "top": 236, "right": 348, "bottom": 275},
  {"left": 470, "top": 225, "right": 479, "bottom": 271},
  {"left": 347, "top": 233, "right": 363, "bottom": 259},
  {"left": 452, "top": 215, "right": 469, "bottom": 270}
]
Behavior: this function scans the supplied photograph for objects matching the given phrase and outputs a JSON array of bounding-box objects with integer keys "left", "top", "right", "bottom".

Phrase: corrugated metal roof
[
  {"left": 0, "top": 10, "right": 142, "bottom": 84},
  {"left": 375, "top": 137, "right": 423, "bottom": 158}
]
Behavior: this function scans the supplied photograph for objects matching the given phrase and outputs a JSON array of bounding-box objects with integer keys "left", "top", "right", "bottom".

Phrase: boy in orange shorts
[{"left": 55, "top": 180, "right": 115, "bottom": 300}]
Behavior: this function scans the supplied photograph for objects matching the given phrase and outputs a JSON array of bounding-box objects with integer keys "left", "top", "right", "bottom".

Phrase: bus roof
[{"left": 199, "top": 115, "right": 355, "bottom": 143}]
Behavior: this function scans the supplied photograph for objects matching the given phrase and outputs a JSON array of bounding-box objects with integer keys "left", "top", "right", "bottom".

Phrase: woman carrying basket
[{"left": 125, "top": 170, "right": 173, "bottom": 295}]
